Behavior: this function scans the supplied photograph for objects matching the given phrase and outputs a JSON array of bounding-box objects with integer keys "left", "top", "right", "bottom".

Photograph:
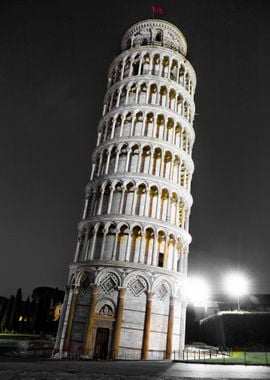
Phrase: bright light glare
[
  {"left": 224, "top": 273, "right": 249, "bottom": 297},
  {"left": 186, "top": 277, "right": 210, "bottom": 306}
]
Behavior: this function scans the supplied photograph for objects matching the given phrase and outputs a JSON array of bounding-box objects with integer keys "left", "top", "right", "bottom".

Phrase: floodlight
[
  {"left": 186, "top": 276, "right": 210, "bottom": 307},
  {"left": 224, "top": 272, "right": 249, "bottom": 310}
]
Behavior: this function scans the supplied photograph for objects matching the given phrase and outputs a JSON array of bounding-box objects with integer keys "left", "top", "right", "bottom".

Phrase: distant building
[
  {"left": 186, "top": 294, "right": 270, "bottom": 349},
  {"left": 55, "top": 18, "right": 197, "bottom": 360},
  {"left": 0, "top": 287, "right": 64, "bottom": 335}
]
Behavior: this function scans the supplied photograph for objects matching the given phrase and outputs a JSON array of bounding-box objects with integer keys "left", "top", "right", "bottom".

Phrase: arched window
[
  {"left": 126, "top": 38, "right": 132, "bottom": 49},
  {"left": 155, "top": 30, "right": 163, "bottom": 43}
]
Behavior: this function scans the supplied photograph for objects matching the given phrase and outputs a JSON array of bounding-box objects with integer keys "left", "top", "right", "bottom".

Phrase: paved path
[{"left": 0, "top": 359, "right": 270, "bottom": 379}]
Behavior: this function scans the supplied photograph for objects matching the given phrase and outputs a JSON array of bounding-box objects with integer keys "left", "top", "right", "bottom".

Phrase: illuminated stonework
[{"left": 54, "top": 19, "right": 196, "bottom": 360}]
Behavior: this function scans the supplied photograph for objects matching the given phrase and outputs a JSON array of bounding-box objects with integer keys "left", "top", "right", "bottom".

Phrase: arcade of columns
[{"left": 55, "top": 19, "right": 196, "bottom": 360}]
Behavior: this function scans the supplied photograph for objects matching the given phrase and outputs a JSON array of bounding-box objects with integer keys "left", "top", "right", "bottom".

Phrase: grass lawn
[
  {"left": 187, "top": 352, "right": 270, "bottom": 365},
  {"left": 0, "top": 333, "right": 41, "bottom": 340}
]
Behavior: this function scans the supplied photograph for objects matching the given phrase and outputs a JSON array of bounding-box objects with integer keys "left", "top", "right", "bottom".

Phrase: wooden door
[{"left": 93, "top": 328, "right": 110, "bottom": 359}]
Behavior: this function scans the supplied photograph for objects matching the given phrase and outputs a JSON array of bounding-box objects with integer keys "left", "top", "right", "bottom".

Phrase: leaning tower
[{"left": 54, "top": 19, "right": 196, "bottom": 360}]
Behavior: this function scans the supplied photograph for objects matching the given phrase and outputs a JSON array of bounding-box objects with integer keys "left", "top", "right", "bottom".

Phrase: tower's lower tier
[{"left": 54, "top": 262, "right": 188, "bottom": 360}]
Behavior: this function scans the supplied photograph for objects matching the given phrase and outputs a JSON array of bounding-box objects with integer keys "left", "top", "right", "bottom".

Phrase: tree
[
  {"left": 0, "top": 296, "right": 14, "bottom": 332},
  {"left": 8, "top": 288, "right": 22, "bottom": 331}
]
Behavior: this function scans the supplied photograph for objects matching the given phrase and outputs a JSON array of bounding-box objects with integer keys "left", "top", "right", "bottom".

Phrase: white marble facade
[{"left": 54, "top": 19, "right": 196, "bottom": 360}]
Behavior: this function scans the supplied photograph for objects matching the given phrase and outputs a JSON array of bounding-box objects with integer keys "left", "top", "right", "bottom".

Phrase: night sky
[{"left": 1, "top": 0, "right": 270, "bottom": 298}]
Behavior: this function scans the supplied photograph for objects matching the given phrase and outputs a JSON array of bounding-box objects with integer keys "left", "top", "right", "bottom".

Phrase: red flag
[{"left": 152, "top": 5, "right": 166, "bottom": 15}]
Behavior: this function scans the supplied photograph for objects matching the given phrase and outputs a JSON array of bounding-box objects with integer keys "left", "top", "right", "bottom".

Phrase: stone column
[
  {"left": 82, "top": 198, "right": 89, "bottom": 219},
  {"left": 63, "top": 286, "right": 79, "bottom": 353},
  {"left": 120, "top": 59, "right": 125, "bottom": 80},
  {"left": 149, "top": 151, "right": 154, "bottom": 173},
  {"left": 183, "top": 251, "right": 189, "bottom": 275},
  {"left": 125, "top": 87, "right": 130, "bottom": 105},
  {"left": 143, "top": 189, "right": 150, "bottom": 217},
  {"left": 89, "top": 230, "right": 97, "bottom": 260},
  {"left": 163, "top": 236, "right": 170, "bottom": 269},
  {"left": 160, "top": 152, "right": 165, "bottom": 177},
  {"left": 172, "top": 242, "right": 178, "bottom": 271},
  {"left": 125, "top": 148, "right": 131, "bottom": 171},
  {"left": 90, "top": 192, "right": 97, "bottom": 215},
  {"left": 53, "top": 286, "right": 69, "bottom": 355},
  {"left": 116, "top": 89, "right": 121, "bottom": 107},
  {"left": 97, "top": 154, "right": 103, "bottom": 177},
  {"left": 112, "top": 287, "right": 126, "bottom": 359},
  {"left": 105, "top": 150, "right": 111, "bottom": 174},
  {"left": 107, "top": 186, "right": 114, "bottom": 214},
  {"left": 166, "top": 296, "right": 175, "bottom": 360},
  {"left": 90, "top": 162, "right": 96, "bottom": 180},
  {"left": 103, "top": 121, "right": 109, "bottom": 143},
  {"left": 119, "top": 117, "right": 125, "bottom": 137},
  {"left": 179, "top": 300, "right": 188, "bottom": 351},
  {"left": 84, "top": 285, "right": 98, "bottom": 356},
  {"left": 118, "top": 186, "right": 125, "bottom": 214},
  {"left": 130, "top": 114, "right": 135, "bottom": 136},
  {"left": 73, "top": 239, "right": 81, "bottom": 263},
  {"left": 142, "top": 291, "right": 153, "bottom": 360},
  {"left": 99, "top": 229, "right": 107, "bottom": 260},
  {"left": 166, "top": 195, "right": 171, "bottom": 222},
  {"left": 185, "top": 209, "right": 190, "bottom": 232},
  {"left": 114, "top": 149, "right": 120, "bottom": 172},
  {"left": 136, "top": 151, "right": 142, "bottom": 172},
  {"left": 97, "top": 131, "right": 102, "bottom": 146},
  {"left": 151, "top": 234, "right": 158, "bottom": 266},
  {"left": 139, "top": 232, "right": 146, "bottom": 263},
  {"left": 82, "top": 226, "right": 89, "bottom": 257},
  {"left": 112, "top": 232, "right": 119, "bottom": 260},
  {"left": 125, "top": 233, "right": 132, "bottom": 261},
  {"left": 138, "top": 57, "right": 143, "bottom": 75},
  {"left": 110, "top": 118, "right": 117, "bottom": 139},
  {"left": 155, "top": 191, "right": 161, "bottom": 219}
]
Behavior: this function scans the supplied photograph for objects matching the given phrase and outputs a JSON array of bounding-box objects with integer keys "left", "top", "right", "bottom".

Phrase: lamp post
[{"left": 223, "top": 273, "right": 249, "bottom": 311}]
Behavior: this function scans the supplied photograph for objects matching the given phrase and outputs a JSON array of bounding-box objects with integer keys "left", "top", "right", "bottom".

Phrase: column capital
[
  {"left": 73, "top": 285, "right": 79, "bottom": 295},
  {"left": 90, "top": 284, "right": 99, "bottom": 293},
  {"left": 146, "top": 291, "right": 155, "bottom": 301},
  {"left": 117, "top": 287, "right": 127, "bottom": 297}
]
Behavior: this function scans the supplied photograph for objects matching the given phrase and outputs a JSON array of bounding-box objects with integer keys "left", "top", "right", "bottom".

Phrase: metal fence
[
  {"left": 173, "top": 349, "right": 270, "bottom": 366},
  {"left": 52, "top": 348, "right": 168, "bottom": 361}
]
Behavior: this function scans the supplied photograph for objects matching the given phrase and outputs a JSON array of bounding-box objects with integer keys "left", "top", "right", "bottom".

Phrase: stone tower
[{"left": 54, "top": 19, "right": 196, "bottom": 360}]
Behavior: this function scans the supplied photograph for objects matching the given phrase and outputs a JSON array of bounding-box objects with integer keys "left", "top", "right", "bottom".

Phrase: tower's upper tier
[{"left": 121, "top": 19, "right": 187, "bottom": 56}]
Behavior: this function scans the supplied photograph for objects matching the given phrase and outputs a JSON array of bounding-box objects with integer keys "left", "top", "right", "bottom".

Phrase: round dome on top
[{"left": 121, "top": 19, "right": 187, "bottom": 56}]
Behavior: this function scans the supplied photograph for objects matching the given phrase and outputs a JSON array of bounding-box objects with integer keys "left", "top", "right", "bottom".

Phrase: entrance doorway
[{"left": 93, "top": 328, "right": 110, "bottom": 359}]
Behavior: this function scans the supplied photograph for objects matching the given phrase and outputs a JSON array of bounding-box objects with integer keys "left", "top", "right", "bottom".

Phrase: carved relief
[{"left": 99, "top": 304, "right": 114, "bottom": 317}]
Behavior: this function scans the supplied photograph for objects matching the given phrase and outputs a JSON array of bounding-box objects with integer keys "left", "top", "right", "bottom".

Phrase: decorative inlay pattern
[
  {"left": 156, "top": 282, "right": 170, "bottom": 300},
  {"left": 128, "top": 276, "right": 147, "bottom": 296},
  {"left": 100, "top": 273, "right": 119, "bottom": 294},
  {"left": 80, "top": 271, "right": 95, "bottom": 292}
]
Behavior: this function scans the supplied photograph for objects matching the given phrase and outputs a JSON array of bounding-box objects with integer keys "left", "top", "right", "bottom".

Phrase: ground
[{"left": 0, "top": 360, "right": 270, "bottom": 380}]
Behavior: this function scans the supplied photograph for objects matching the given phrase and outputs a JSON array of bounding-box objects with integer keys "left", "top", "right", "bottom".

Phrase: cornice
[
  {"left": 104, "top": 74, "right": 195, "bottom": 107},
  {"left": 93, "top": 135, "right": 194, "bottom": 173},
  {"left": 101, "top": 104, "right": 195, "bottom": 141}
]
